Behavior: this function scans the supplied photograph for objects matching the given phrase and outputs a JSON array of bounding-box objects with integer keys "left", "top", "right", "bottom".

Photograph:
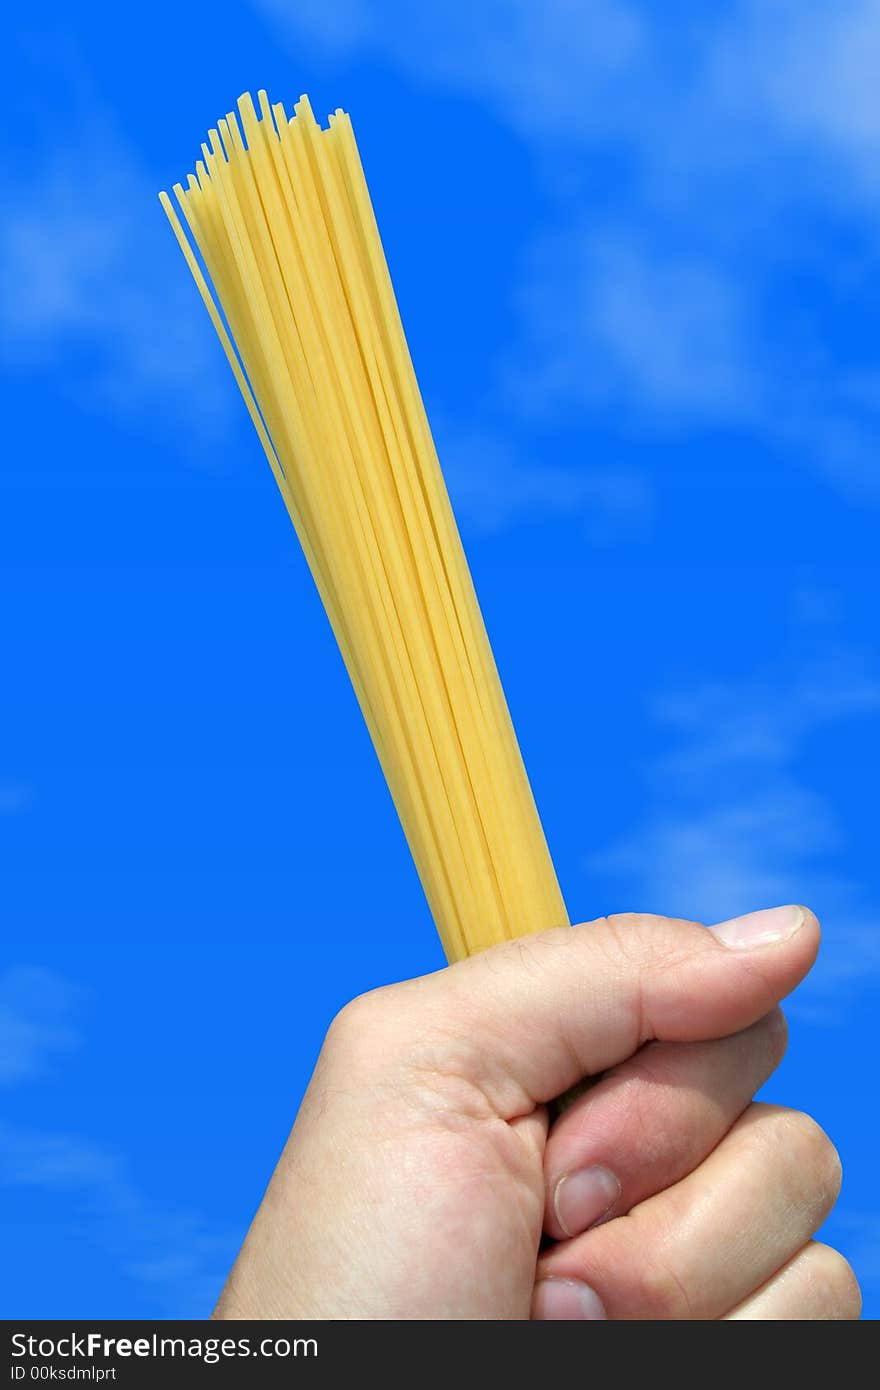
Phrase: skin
[{"left": 214, "top": 905, "right": 861, "bottom": 1320}]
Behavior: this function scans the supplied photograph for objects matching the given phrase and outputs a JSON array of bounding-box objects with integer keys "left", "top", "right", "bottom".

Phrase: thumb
[{"left": 424, "top": 905, "right": 819, "bottom": 1110}]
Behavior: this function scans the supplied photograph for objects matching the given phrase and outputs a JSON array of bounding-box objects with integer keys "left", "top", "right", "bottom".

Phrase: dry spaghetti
[{"left": 160, "top": 92, "right": 568, "bottom": 961}]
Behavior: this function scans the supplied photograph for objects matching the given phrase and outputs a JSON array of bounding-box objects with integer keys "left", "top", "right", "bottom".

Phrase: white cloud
[
  {"left": 255, "top": 0, "right": 373, "bottom": 54},
  {"left": 11, "top": 6, "right": 879, "bottom": 525},
  {"left": 508, "top": 218, "right": 880, "bottom": 502},
  {"left": 650, "top": 646, "right": 880, "bottom": 785},
  {"left": 437, "top": 419, "right": 651, "bottom": 538},
  {"left": 0, "top": 967, "right": 230, "bottom": 1312},
  {"left": 0, "top": 98, "right": 231, "bottom": 440},
  {"left": 0, "top": 783, "right": 33, "bottom": 814},
  {"left": 588, "top": 617, "right": 880, "bottom": 1018},
  {"left": 0, "top": 1123, "right": 229, "bottom": 1315},
  {"left": 255, "top": 0, "right": 646, "bottom": 136},
  {"left": 594, "top": 786, "right": 836, "bottom": 925},
  {"left": 253, "top": 2, "right": 880, "bottom": 192},
  {"left": 0, "top": 967, "right": 81, "bottom": 1086},
  {"left": 715, "top": 1, "right": 880, "bottom": 188},
  {"left": 255, "top": 1, "right": 880, "bottom": 502},
  {"left": 391, "top": 1, "right": 645, "bottom": 142},
  {"left": 3, "top": 42, "right": 648, "bottom": 533},
  {"left": 509, "top": 229, "right": 761, "bottom": 424}
]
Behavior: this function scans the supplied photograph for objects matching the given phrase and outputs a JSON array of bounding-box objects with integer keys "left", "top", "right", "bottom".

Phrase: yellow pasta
[{"left": 160, "top": 92, "right": 569, "bottom": 961}]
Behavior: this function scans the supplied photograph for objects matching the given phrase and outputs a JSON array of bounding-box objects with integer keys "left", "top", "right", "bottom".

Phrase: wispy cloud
[
  {"left": 255, "top": 0, "right": 375, "bottom": 55},
  {"left": 588, "top": 604, "right": 880, "bottom": 1018},
  {"left": 437, "top": 418, "right": 651, "bottom": 538},
  {"left": 255, "top": 0, "right": 646, "bottom": 129},
  {"left": 712, "top": 1, "right": 880, "bottom": 195},
  {"left": 256, "top": 0, "right": 880, "bottom": 206},
  {"left": 12, "top": 5, "right": 880, "bottom": 521},
  {"left": 255, "top": 0, "right": 880, "bottom": 503},
  {"left": 247, "top": 1, "right": 659, "bottom": 532},
  {"left": 0, "top": 783, "right": 33, "bottom": 815},
  {"left": 2, "top": 39, "right": 629, "bottom": 532},
  {"left": 0, "top": 967, "right": 230, "bottom": 1313},
  {"left": 0, "top": 71, "right": 231, "bottom": 441},
  {"left": 0, "top": 1122, "right": 230, "bottom": 1315},
  {"left": 508, "top": 228, "right": 762, "bottom": 426},
  {"left": 0, "top": 967, "right": 81, "bottom": 1086}
]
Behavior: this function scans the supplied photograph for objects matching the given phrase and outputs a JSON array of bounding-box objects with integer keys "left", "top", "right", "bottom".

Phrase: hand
[{"left": 214, "top": 906, "right": 860, "bottom": 1320}]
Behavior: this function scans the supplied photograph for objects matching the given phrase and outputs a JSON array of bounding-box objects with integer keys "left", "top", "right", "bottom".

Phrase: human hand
[{"left": 214, "top": 906, "right": 860, "bottom": 1320}]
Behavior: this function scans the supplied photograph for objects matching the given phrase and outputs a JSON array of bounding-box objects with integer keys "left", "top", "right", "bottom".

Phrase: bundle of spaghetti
[{"left": 160, "top": 92, "right": 568, "bottom": 962}]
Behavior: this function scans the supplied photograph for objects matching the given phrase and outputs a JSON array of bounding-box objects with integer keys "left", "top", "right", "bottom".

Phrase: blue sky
[{"left": 1, "top": 0, "right": 879, "bottom": 1317}]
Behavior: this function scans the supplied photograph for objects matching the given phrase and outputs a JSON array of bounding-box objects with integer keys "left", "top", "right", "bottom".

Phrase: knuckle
[
  {"left": 620, "top": 1206, "right": 693, "bottom": 1317},
  {"left": 591, "top": 913, "right": 705, "bottom": 1047},
  {"left": 604, "top": 911, "right": 673, "bottom": 943},
  {"left": 811, "top": 1244, "right": 862, "bottom": 1318},
  {"left": 327, "top": 985, "right": 397, "bottom": 1045},
  {"left": 604, "top": 911, "right": 679, "bottom": 931},
  {"left": 507, "top": 924, "right": 581, "bottom": 972},
  {"left": 599, "top": 912, "right": 689, "bottom": 972},
  {"left": 775, "top": 1110, "right": 843, "bottom": 1208},
  {"left": 791, "top": 1111, "right": 841, "bottom": 1178},
  {"left": 582, "top": 915, "right": 647, "bottom": 980},
  {"left": 631, "top": 1251, "right": 692, "bottom": 1319},
  {"left": 763, "top": 1006, "right": 789, "bottom": 1065}
]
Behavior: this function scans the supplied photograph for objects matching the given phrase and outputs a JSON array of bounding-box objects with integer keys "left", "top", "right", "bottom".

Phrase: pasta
[{"left": 159, "top": 92, "right": 569, "bottom": 961}]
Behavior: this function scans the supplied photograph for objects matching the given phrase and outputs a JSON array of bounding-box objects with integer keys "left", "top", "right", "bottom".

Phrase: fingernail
[
  {"left": 553, "top": 1165, "right": 620, "bottom": 1237},
  {"left": 532, "top": 1277, "right": 606, "bottom": 1321},
  {"left": 709, "top": 904, "right": 804, "bottom": 950}
]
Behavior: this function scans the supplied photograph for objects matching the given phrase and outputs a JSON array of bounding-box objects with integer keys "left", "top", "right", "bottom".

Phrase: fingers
[
  {"left": 542, "top": 1008, "right": 787, "bottom": 1239},
  {"left": 417, "top": 904, "right": 819, "bottom": 1111},
  {"left": 724, "top": 1243, "right": 861, "bottom": 1320},
  {"left": 534, "top": 1103, "right": 842, "bottom": 1319}
]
